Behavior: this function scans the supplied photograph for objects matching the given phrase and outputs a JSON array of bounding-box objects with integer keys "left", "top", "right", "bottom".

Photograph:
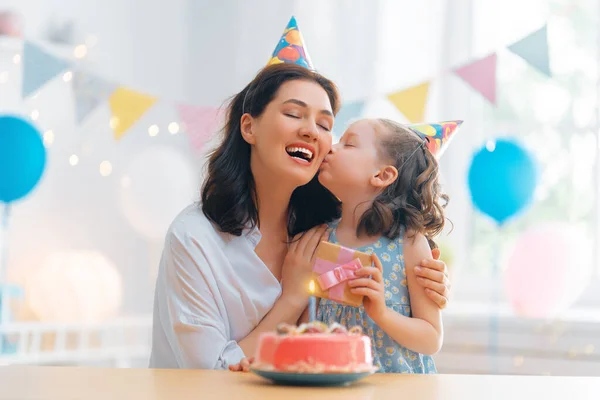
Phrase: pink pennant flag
[
  {"left": 453, "top": 53, "right": 497, "bottom": 104},
  {"left": 176, "top": 104, "right": 224, "bottom": 152}
]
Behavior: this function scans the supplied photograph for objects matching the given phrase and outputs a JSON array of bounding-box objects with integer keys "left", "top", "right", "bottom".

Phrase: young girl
[
  {"left": 314, "top": 117, "right": 448, "bottom": 374},
  {"left": 230, "top": 117, "right": 448, "bottom": 373}
]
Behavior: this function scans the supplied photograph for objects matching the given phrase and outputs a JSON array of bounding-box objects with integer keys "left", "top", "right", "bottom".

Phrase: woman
[{"left": 149, "top": 63, "right": 451, "bottom": 370}]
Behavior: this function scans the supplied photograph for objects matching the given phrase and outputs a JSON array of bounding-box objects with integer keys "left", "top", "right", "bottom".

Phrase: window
[{"left": 455, "top": 0, "right": 600, "bottom": 312}]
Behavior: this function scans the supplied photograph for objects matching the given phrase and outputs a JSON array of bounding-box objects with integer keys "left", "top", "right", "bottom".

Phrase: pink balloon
[{"left": 504, "top": 223, "right": 592, "bottom": 318}]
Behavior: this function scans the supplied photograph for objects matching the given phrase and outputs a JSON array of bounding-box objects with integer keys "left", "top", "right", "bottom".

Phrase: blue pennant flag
[
  {"left": 22, "top": 41, "right": 71, "bottom": 98},
  {"left": 507, "top": 25, "right": 551, "bottom": 77},
  {"left": 72, "top": 69, "right": 117, "bottom": 124}
]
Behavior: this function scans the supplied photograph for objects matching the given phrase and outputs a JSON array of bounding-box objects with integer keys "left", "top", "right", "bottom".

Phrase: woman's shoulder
[{"left": 166, "top": 202, "right": 223, "bottom": 245}]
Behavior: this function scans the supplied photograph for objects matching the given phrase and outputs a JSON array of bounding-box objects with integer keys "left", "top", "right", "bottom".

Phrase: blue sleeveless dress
[{"left": 316, "top": 222, "right": 437, "bottom": 374}]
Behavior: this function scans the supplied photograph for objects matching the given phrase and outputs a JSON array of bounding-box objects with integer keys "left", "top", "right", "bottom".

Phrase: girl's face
[
  {"left": 242, "top": 80, "right": 334, "bottom": 186},
  {"left": 318, "top": 119, "right": 383, "bottom": 202}
]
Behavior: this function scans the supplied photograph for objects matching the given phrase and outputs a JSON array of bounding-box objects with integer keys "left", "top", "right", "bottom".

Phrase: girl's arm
[{"left": 372, "top": 232, "right": 443, "bottom": 355}]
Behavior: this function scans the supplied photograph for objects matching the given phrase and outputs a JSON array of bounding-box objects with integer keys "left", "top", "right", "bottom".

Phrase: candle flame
[{"left": 308, "top": 280, "right": 315, "bottom": 294}]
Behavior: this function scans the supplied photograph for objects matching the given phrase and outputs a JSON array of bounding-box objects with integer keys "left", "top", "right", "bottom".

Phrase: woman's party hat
[
  {"left": 408, "top": 120, "right": 463, "bottom": 159},
  {"left": 267, "top": 16, "right": 314, "bottom": 70}
]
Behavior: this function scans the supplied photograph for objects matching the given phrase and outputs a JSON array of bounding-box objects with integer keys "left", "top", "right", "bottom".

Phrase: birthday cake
[{"left": 253, "top": 322, "right": 375, "bottom": 374}]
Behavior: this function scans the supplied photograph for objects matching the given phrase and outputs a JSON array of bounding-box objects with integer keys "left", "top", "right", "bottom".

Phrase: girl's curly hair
[{"left": 356, "top": 119, "right": 449, "bottom": 247}]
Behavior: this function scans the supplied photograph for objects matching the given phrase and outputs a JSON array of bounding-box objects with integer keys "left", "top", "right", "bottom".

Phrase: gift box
[{"left": 311, "top": 241, "right": 372, "bottom": 307}]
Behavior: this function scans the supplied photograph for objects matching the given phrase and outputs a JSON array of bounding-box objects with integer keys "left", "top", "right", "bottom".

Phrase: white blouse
[{"left": 148, "top": 203, "right": 282, "bottom": 369}]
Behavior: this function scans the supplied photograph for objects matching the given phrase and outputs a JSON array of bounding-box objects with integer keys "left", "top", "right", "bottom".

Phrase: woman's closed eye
[{"left": 318, "top": 123, "right": 331, "bottom": 132}]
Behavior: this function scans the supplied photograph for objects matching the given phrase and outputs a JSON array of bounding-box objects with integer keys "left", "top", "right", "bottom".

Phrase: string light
[
  {"left": 513, "top": 355, "right": 524, "bottom": 367},
  {"left": 99, "top": 161, "right": 112, "bottom": 177},
  {"left": 73, "top": 45, "right": 87, "bottom": 59},
  {"left": 584, "top": 344, "right": 595, "bottom": 355},
  {"left": 43, "top": 130, "right": 55, "bottom": 146},
  {"left": 63, "top": 71, "right": 73, "bottom": 82},
  {"left": 69, "top": 154, "right": 79, "bottom": 166},
  {"left": 168, "top": 122, "right": 179, "bottom": 134},
  {"left": 0, "top": 71, "right": 7, "bottom": 84},
  {"left": 148, "top": 124, "right": 159, "bottom": 137},
  {"left": 120, "top": 176, "right": 131, "bottom": 188},
  {"left": 568, "top": 348, "right": 578, "bottom": 359},
  {"left": 12, "top": 54, "right": 20, "bottom": 64},
  {"left": 30, "top": 110, "right": 40, "bottom": 120},
  {"left": 109, "top": 117, "right": 119, "bottom": 130}
]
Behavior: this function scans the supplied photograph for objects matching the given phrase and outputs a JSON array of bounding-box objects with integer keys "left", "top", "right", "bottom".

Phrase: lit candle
[{"left": 308, "top": 280, "right": 316, "bottom": 322}]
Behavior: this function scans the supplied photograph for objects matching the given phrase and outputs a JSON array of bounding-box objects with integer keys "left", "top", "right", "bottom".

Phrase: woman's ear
[
  {"left": 370, "top": 165, "right": 398, "bottom": 188},
  {"left": 240, "top": 114, "right": 256, "bottom": 144}
]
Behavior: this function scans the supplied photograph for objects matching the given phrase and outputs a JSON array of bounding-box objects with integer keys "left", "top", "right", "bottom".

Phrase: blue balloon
[
  {"left": 0, "top": 115, "right": 47, "bottom": 203},
  {"left": 468, "top": 138, "right": 538, "bottom": 225}
]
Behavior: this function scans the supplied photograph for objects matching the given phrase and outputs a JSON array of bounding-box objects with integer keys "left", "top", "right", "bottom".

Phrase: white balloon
[
  {"left": 118, "top": 146, "right": 198, "bottom": 241},
  {"left": 26, "top": 251, "right": 123, "bottom": 323}
]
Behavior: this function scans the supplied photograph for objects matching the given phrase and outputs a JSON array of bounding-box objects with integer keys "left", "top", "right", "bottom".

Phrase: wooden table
[{"left": 0, "top": 366, "right": 599, "bottom": 400}]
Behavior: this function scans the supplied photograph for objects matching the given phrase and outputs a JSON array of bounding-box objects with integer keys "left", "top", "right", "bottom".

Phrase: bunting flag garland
[
  {"left": 108, "top": 88, "right": 157, "bottom": 140},
  {"left": 454, "top": 53, "right": 497, "bottom": 105},
  {"left": 14, "top": 16, "right": 556, "bottom": 148},
  {"left": 21, "top": 41, "right": 71, "bottom": 98},
  {"left": 72, "top": 69, "right": 118, "bottom": 124},
  {"left": 507, "top": 24, "right": 551, "bottom": 77},
  {"left": 386, "top": 82, "right": 430, "bottom": 123},
  {"left": 333, "top": 100, "right": 366, "bottom": 137},
  {"left": 176, "top": 104, "right": 224, "bottom": 152}
]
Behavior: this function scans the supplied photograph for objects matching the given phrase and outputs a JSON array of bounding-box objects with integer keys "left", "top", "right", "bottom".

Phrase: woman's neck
[{"left": 252, "top": 167, "right": 295, "bottom": 241}]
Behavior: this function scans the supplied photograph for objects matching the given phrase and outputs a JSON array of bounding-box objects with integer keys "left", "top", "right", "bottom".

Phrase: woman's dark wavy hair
[
  {"left": 357, "top": 119, "right": 450, "bottom": 247},
  {"left": 201, "top": 63, "right": 342, "bottom": 237}
]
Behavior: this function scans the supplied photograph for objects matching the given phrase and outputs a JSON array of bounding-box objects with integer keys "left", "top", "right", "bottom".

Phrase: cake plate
[{"left": 250, "top": 368, "right": 375, "bottom": 387}]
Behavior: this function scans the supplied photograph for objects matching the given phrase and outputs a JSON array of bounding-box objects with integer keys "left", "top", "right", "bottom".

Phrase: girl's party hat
[{"left": 408, "top": 120, "right": 463, "bottom": 159}]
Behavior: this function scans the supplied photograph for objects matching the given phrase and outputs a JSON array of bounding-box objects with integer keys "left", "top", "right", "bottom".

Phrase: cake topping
[
  {"left": 275, "top": 322, "right": 363, "bottom": 336},
  {"left": 328, "top": 323, "right": 348, "bottom": 334}
]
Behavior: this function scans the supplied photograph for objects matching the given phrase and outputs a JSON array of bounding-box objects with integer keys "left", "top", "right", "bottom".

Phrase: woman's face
[{"left": 243, "top": 79, "right": 334, "bottom": 186}]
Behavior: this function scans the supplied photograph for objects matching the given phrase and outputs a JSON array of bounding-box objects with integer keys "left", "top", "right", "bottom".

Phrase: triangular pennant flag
[
  {"left": 387, "top": 82, "right": 430, "bottom": 123},
  {"left": 507, "top": 25, "right": 551, "bottom": 77},
  {"left": 454, "top": 53, "right": 497, "bottom": 104},
  {"left": 72, "top": 69, "right": 118, "bottom": 124},
  {"left": 267, "top": 16, "right": 313, "bottom": 69},
  {"left": 108, "top": 88, "right": 157, "bottom": 140},
  {"left": 333, "top": 100, "right": 365, "bottom": 137},
  {"left": 407, "top": 120, "right": 463, "bottom": 159},
  {"left": 176, "top": 104, "right": 224, "bottom": 152},
  {"left": 22, "top": 41, "right": 71, "bottom": 98}
]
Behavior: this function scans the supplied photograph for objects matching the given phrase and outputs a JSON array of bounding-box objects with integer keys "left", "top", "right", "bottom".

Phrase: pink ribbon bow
[
  {"left": 313, "top": 245, "right": 364, "bottom": 303},
  {"left": 316, "top": 258, "right": 362, "bottom": 290}
]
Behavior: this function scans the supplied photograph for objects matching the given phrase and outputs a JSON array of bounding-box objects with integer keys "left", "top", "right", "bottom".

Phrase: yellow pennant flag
[
  {"left": 109, "top": 87, "right": 157, "bottom": 140},
  {"left": 386, "top": 82, "right": 430, "bottom": 123}
]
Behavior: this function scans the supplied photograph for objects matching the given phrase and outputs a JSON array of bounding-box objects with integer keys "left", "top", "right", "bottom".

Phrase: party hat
[
  {"left": 267, "top": 16, "right": 314, "bottom": 70},
  {"left": 407, "top": 120, "right": 463, "bottom": 159}
]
